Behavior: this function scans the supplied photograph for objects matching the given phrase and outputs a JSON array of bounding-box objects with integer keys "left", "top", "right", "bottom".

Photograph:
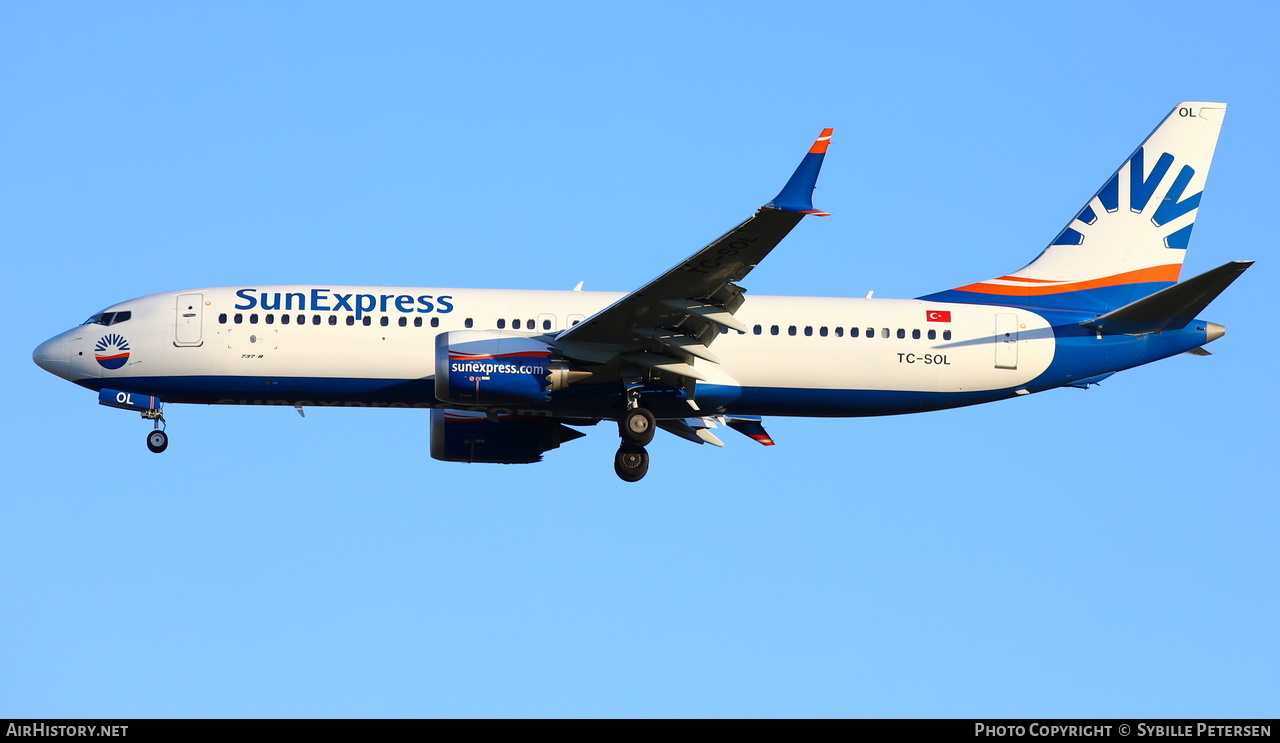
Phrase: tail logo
[
  {"left": 94, "top": 333, "right": 131, "bottom": 370},
  {"left": 1051, "top": 147, "right": 1202, "bottom": 251}
]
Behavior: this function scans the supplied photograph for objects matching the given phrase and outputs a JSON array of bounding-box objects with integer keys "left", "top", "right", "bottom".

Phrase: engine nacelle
[
  {"left": 430, "top": 409, "right": 586, "bottom": 464},
  {"left": 435, "top": 330, "right": 584, "bottom": 406}
]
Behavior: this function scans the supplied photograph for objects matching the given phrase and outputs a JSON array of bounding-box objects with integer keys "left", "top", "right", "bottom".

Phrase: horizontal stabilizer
[{"left": 1080, "top": 260, "right": 1252, "bottom": 335}]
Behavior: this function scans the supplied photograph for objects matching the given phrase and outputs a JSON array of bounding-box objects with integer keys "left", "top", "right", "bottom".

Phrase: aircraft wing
[{"left": 553, "top": 129, "right": 833, "bottom": 381}]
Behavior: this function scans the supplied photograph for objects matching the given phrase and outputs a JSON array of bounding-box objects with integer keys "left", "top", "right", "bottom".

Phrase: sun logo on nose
[{"left": 94, "top": 333, "right": 131, "bottom": 370}]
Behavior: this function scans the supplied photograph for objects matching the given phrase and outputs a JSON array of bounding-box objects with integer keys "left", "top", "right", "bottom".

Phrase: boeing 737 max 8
[{"left": 33, "top": 103, "right": 1250, "bottom": 481}]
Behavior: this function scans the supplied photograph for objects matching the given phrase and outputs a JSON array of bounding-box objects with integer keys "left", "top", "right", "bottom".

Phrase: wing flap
[{"left": 657, "top": 417, "right": 726, "bottom": 447}]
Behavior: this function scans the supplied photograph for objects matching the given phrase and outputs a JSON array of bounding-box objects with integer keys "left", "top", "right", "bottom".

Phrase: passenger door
[
  {"left": 995, "top": 312, "right": 1018, "bottom": 370},
  {"left": 175, "top": 293, "right": 203, "bottom": 346}
]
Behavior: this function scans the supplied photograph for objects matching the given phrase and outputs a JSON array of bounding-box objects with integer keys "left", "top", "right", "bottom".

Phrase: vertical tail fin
[{"left": 923, "top": 102, "right": 1227, "bottom": 312}]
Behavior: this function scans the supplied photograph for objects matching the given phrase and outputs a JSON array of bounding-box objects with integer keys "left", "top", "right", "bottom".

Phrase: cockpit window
[{"left": 82, "top": 310, "right": 132, "bottom": 326}]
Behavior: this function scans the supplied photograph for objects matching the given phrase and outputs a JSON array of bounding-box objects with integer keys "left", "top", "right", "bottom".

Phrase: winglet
[{"left": 764, "top": 128, "right": 833, "bottom": 216}]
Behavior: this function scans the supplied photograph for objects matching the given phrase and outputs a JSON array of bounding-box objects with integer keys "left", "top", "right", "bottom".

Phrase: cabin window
[
  {"left": 819, "top": 327, "right": 828, "bottom": 337},
  {"left": 398, "top": 317, "right": 407, "bottom": 327},
  {"left": 943, "top": 330, "right": 952, "bottom": 341},
  {"left": 788, "top": 326, "right": 797, "bottom": 336},
  {"left": 753, "top": 324, "right": 762, "bottom": 335},
  {"left": 265, "top": 314, "right": 274, "bottom": 325},
  {"left": 896, "top": 328, "right": 905, "bottom": 339},
  {"left": 431, "top": 317, "right": 440, "bottom": 328},
  {"left": 249, "top": 314, "right": 259, "bottom": 324},
  {"left": 542, "top": 319, "right": 552, "bottom": 330},
  {"left": 218, "top": 313, "right": 227, "bottom": 324},
  {"left": 362, "top": 316, "right": 372, "bottom": 326},
  {"left": 850, "top": 327, "right": 859, "bottom": 338},
  {"left": 313, "top": 315, "right": 321, "bottom": 325},
  {"left": 234, "top": 313, "right": 243, "bottom": 324},
  {"left": 346, "top": 316, "right": 355, "bottom": 326},
  {"left": 328, "top": 315, "right": 337, "bottom": 326},
  {"left": 512, "top": 319, "right": 522, "bottom": 330},
  {"left": 912, "top": 329, "right": 921, "bottom": 340},
  {"left": 281, "top": 314, "right": 290, "bottom": 325},
  {"left": 928, "top": 329, "right": 936, "bottom": 340},
  {"left": 497, "top": 319, "right": 506, "bottom": 329},
  {"left": 414, "top": 317, "right": 423, "bottom": 328},
  {"left": 835, "top": 327, "right": 843, "bottom": 337},
  {"left": 770, "top": 325, "right": 780, "bottom": 336},
  {"left": 380, "top": 316, "right": 389, "bottom": 327},
  {"left": 464, "top": 318, "right": 474, "bottom": 329},
  {"left": 881, "top": 328, "right": 890, "bottom": 338}
]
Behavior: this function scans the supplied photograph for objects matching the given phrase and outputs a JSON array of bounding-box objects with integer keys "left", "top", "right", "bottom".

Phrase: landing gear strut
[{"left": 143, "top": 408, "right": 168, "bottom": 454}]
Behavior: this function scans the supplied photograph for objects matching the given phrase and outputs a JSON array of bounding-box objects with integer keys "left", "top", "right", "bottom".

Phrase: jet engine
[
  {"left": 429, "top": 409, "right": 586, "bottom": 464},
  {"left": 434, "top": 330, "right": 587, "bottom": 406}
]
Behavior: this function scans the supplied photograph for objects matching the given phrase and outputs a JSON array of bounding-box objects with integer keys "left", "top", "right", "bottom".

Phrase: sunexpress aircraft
[{"left": 34, "top": 102, "right": 1250, "bottom": 482}]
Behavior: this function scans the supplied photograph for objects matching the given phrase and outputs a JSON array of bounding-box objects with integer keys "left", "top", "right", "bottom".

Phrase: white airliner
[{"left": 34, "top": 102, "right": 1250, "bottom": 481}]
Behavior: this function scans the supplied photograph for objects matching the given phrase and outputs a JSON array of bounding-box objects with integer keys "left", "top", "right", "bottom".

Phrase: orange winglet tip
[{"left": 808, "top": 128, "right": 834, "bottom": 154}]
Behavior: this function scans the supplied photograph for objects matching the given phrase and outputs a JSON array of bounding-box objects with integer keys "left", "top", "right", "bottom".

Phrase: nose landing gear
[
  {"left": 97, "top": 389, "right": 171, "bottom": 454},
  {"left": 147, "top": 428, "right": 169, "bottom": 453},
  {"left": 143, "top": 407, "right": 168, "bottom": 454}
]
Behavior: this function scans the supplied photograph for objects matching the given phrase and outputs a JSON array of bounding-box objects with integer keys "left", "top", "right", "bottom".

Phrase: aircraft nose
[{"left": 33, "top": 335, "right": 71, "bottom": 378}]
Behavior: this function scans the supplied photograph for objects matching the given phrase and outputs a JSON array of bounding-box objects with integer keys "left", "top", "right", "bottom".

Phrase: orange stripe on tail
[{"left": 954, "top": 264, "right": 1183, "bottom": 297}]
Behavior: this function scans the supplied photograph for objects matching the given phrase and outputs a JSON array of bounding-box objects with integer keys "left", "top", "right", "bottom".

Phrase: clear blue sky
[{"left": 2, "top": 1, "right": 1276, "bottom": 718}]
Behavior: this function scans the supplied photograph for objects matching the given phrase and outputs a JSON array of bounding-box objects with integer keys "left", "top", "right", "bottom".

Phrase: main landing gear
[{"left": 614, "top": 399, "right": 656, "bottom": 483}]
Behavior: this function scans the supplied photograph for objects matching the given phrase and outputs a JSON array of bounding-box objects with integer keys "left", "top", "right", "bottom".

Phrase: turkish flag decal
[{"left": 926, "top": 310, "right": 952, "bottom": 322}]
